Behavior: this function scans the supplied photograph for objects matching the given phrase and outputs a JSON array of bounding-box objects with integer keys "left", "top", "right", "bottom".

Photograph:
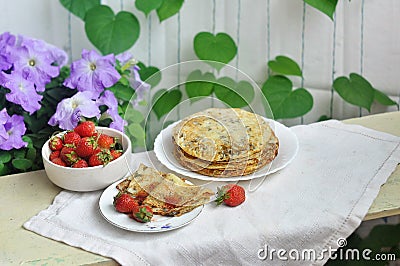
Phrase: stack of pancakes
[{"left": 172, "top": 108, "right": 279, "bottom": 177}]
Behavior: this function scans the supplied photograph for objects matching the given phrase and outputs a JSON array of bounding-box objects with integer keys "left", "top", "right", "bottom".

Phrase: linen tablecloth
[{"left": 24, "top": 120, "right": 400, "bottom": 265}]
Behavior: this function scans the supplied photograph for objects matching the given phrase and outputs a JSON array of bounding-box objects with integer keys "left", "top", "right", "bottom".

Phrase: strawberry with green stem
[
  {"left": 74, "top": 121, "right": 96, "bottom": 137},
  {"left": 88, "top": 149, "right": 113, "bottom": 166},
  {"left": 60, "top": 146, "right": 79, "bottom": 165},
  {"left": 215, "top": 184, "right": 246, "bottom": 207},
  {"left": 113, "top": 192, "right": 139, "bottom": 213},
  {"left": 63, "top": 131, "right": 81, "bottom": 146},
  {"left": 49, "top": 136, "right": 63, "bottom": 151},
  {"left": 131, "top": 205, "right": 153, "bottom": 223},
  {"left": 75, "top": 137, "right": 97, "bottom": 158}
]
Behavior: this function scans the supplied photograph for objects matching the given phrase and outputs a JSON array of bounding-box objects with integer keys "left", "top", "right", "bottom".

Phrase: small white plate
[
  {"left": 99, "top": 179, "right": 204, "bottom": 233},
  {"left": 153, "top": 118, "right": 299, "bottom": 182}
]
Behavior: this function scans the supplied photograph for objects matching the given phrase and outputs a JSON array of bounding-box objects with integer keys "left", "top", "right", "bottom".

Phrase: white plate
[
  {"left": 154, "top": 118, "right": 299, "bottom": 182},
  {"left": 99, "top": 179, "right": 204, "bottom": 232}
]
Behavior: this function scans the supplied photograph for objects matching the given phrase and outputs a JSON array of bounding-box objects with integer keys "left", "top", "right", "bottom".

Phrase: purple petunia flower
[
  {"left": 64, "top": 49, "right": 121, "bottom": 99},
  {"left": 129, "top": 65, "right": 151, "bottom": 107},
  {"left": 0, "top": 108, "right": 27, "bottom": 150},
  {"left": 0, "top": 108, "right": 9, "bottom": 140},
  {"left": 48, "top": 91, "right": 100, "bottom": 130},
  {"left": 24, "top": 37, "right": 68, "bottom": 67},
  {"left": 11, "top": 38, "right": 59, "bottom": 92},
  {"left": 1, "top": 71, "right": 43, "bottom": 114},
  {"left": 116, "top": 52, "right": 150, "bottom": 107},
  {"left": 97, "top": 90, "right": 127, "bottom": 132},
  {"left": 0, "top": 32, "right": 16, "bottom": 71}
]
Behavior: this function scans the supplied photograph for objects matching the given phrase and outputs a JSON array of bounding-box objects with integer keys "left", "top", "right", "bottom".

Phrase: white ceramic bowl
[{"left": 42, "top": 127, "right": 132, "bottom": 192}]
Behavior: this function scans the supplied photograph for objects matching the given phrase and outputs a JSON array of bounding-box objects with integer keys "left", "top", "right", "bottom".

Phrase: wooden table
[{"left": 1, "top": 112, "right": 399, "bottom": 265}]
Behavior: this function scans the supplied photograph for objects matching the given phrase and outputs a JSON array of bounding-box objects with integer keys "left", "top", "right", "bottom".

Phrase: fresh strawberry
[
  {"left": 51, "top": 157, "right": 67, "bottom": 167},
  {"left": 97, "top": 134, "right": 114, "bottom": 149},
  {"left": 131, "top": 205, "right": 153, "bottom": 223},
  {"left": 88, "top": 149, "right": 113, "bottom": 166},
  {"left": 113, "top": 192, "right": 139, "bottom": 213},
  {"left": 63, "top": 131, "right": 81, "bottom": 146},
  {"left": 72, "top": 159, "right": 88, "bottom": 168},
  {"left": 215, "top": 184, "right": 246, "bottom": 207},
  {"left": 49, "top": 150, "right": 60, "bottom": 161},
  {"left": 60, "top": 146, "right": 79, "bottom": 165},
  {"left": 74, "top": 121, "right": 96, "bottom": 137},
  {"left": 110, "top": 150, "right": 122, "bottom": 160},
  {"left": 75, "top": 137, "right": 97, "bottom": 157},
  {"left": 49, "top": 136, "right": 63, "bottom": 151}
]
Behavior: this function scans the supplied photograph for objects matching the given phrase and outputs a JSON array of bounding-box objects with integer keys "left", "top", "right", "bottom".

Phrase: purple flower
[
  {"left": 24, "top": 37, "right": 68, "bottom": 67},
  {"left": 64, "top": 49, "right": 121, "bottom": 99},
  {"left": 129, "top": 65, "right": 151, "bottom": 107},
  {"left": 0, "top": 108, "right": 27, "bottom": 150},
  {"left": 11, "top": 38, "right": 59, "bottom": 91},
  {"left": 116, "top": 52, "right": 150, "bottom": 107},
  {"left": 116, "top": 51, "right": 134, "bottom": 65},
  {"left": 0, "top": 108, "right": 9, "bottom": 140},
  {"left": 1, "top": 71, "right": 43, "bottom": 114},
  {"left": 97, "top": 90, "right": 127, "bottom": 131},
  {"left": 48, "top": 91, "right": 100, "bottom": 130},
  {"left": 0, "top": 32, "right": 16, "bottom": 71}
]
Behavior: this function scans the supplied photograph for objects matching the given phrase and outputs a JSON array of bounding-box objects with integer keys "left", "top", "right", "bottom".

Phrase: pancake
[
  {"left": 172, "top": 108, "right": 274, "bottom": 162},
  {"left": 116, "top": 164, "right": 213, "bottom": 216},
  {"left": 174, "top": 138, "right": 279, "bottom": 177},
  {"left": 171, "top": 108, "right": 279, "bottom": 177}
]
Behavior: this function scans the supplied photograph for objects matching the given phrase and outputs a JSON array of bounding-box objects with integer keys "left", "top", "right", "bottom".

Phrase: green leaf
[
  {"left": 60, "top": 0, "right": 100, "bottom": 20},
  {"left": 317, "top": 115, "right": 331, "bottom": 122},
  {"left": 13, "top": 149, "right": 26, "bottom": 159},
  {"left": 268, "top": 55, "right": 302, "bottom": 77},
  {"left": 214, "top": 77, "right": 255, "bottom": 108},
  {"left": 333, "top": 73, "right": 375, "bottom": 111},
  {"left": 127, "top": 123, "right": 146, "bottom": 140},
  {"left": 262, "top": 75, "right": 313, "bottom": 119},
  {"left": 156, "top": 0, "right": 184, "bottom": 22},
  {"left": 374, "top": 89, "right": 397, "bottom": 106},
  {"left": 127, "top": 123, "right": 146, "bottom": 148},
  {"left": 304, "top": 0, "right": 338, "bottom": 20},
  {"left": 85, "top": 5, "right": 140, "bottom": 55},
  {"left": 26, "top": 148, "right": 36, "bottom": 161},
  {"left": 22, "top": 136, "right": 33, "bottom": 149},
  {"left": 194, "top": 32, "right": 237, "bottom": 71},
  {"left": 0, "top": 151, "right": 11, "bottom": 164},
  {"left": 125, "top": 109, "right": 145, "bottom": 124},
  {"left": 136, "top": 0, "right": 162, "bottom": 17},
  {"left": 367, "top": 224, "right": 400, "bottom": 247},
  {"left": 0, "top": 162, "right": 10, "bottom": 176},
  {"left": 151, "top": 89, "right": 182, "bottom": 119},
  {"left": 185, "top": 70, "right": 215, "bottom": 102},
  {"left": 12, "top": 158, "right": 32, "bottom": 171},
  {"left": 137, "top": 65, "right": 162, "bottom": 88},
  {"left": 107, "top": 83, "right": 135, "bottom": 102}
]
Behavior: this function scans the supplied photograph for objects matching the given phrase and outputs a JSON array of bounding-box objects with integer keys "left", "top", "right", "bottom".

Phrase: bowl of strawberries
[{"left": 42, "top": 121, "right": 133, "bottom": 192}]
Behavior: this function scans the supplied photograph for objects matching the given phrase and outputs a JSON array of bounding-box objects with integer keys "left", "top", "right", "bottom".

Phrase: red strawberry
[
  {"left": 72, "top": 159, "right": 88, "bottom": 168},
  {"left": 49, "top": 136, "right": 63, "bottom": 151},
  {"left": 88, "top": 149, "right": 113, "bottom": 166},
  {"left": 113, "top": 192, "right": 139, "bottom": 213},
  {"left": 131, "top": 205, "right": 153, "bottom": 223},
  {"left": 74, "top": 121, "right": 96, "bottom": 137},
  {"left": 60, "top": 146, "right": 79, "bottom": 165},
  {"left": 75, "top": 137, "right": 97, "bottom": 158},
  {"left": 97, "top": 134, "right": 115, "bottom": 149},
  {"left": 215, "top": 184, "right": 246, "bottom": 207},
  {"left": 51, "top": 157, "right": 67, "bottom": 167},
  {"left": 49, "top": 150, "right": 60, "bottom": 161},
  {"left": 63, "top": 131, "right": 81, "bottom": 146},
  {"left": 110, "top": 150, "right": 122, "bottom": 160}
]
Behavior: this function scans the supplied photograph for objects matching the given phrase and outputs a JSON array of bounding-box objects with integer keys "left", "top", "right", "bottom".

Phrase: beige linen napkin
[{"left": 24, "top": 120, "right": 400, "bottom": 265}]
